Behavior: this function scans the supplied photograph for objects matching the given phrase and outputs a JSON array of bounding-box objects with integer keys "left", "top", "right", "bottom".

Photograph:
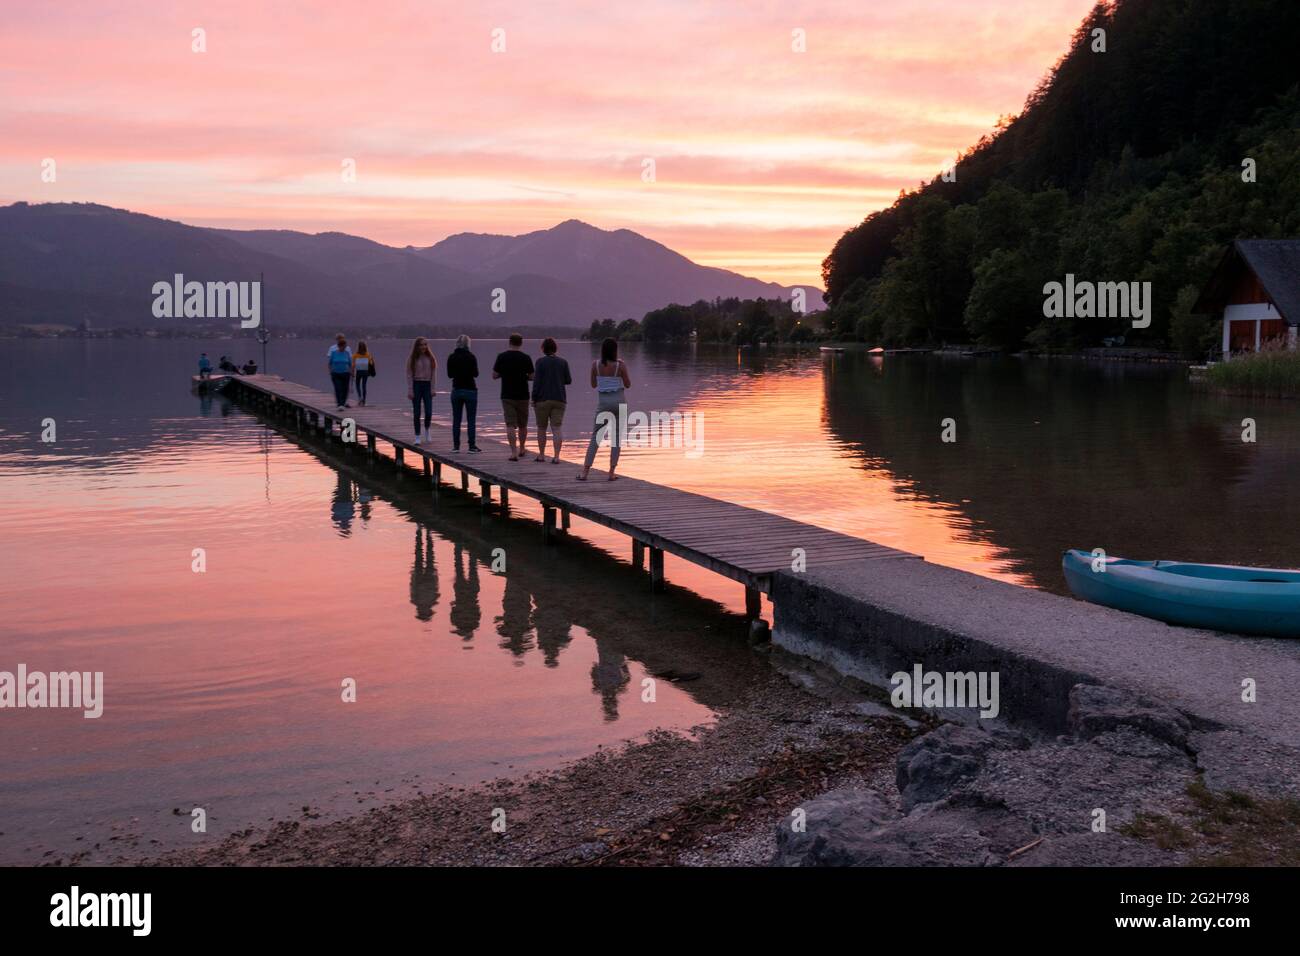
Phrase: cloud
[{"left": 0, "top": 0, "right": 1098, "bottom": 285}]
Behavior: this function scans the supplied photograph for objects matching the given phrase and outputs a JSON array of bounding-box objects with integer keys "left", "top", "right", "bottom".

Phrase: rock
[
  {"left": 772, "top": 788, "right": 900, "bottom": 866},
  {"left": 1067, "top": 684, "right": 1192, "bottom": 751},
  {"left": 568, "top": 841, "right": 608, "bottom": 861},
  {"left": 896, "top": 723, "right": 1029, "bottom": 812},
  {"left": 774, "top": 790, "right": 1037, "bottom": 867}
]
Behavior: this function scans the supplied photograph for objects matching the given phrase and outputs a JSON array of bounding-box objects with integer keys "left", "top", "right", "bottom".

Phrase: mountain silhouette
[{"left": 0, "top": 202, "right": 819, "bottom": 329}]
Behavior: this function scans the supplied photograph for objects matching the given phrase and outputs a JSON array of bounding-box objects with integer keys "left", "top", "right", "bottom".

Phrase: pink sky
[{"left": 0, "top": 0, "right": 1097, "bottom": 286}]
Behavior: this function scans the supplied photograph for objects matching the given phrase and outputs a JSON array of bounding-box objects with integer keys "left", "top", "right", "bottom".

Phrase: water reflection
[
  {"left": 535, "top": 601, "right": 574, "bottom": 668},
  {"left": 496, "top": 574, "right": 534, "bottom": 661},
  {"left": 449, "top": 542, "right": 481, "bottom": 640},
  {"left": 331, "top": 473, "right": 356, "bottom": 534},
  {"left": 410, "top": 526, "right": 440, "bottom": 622},
  {"left": 821, "top": 354, "right": 1300, "bottom": 590},
  {"left": 592, "top": 646, "right": 632, "bottom": 722}
]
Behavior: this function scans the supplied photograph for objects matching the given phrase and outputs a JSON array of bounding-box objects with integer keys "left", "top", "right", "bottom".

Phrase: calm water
[{"left": 2, "top": 338, "right": 1298, "bottom": 863}]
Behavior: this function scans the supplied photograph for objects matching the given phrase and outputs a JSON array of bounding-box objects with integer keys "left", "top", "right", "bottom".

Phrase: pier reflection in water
[{"left": 5, "top": 339, "right": 1300, "bottom": 864}]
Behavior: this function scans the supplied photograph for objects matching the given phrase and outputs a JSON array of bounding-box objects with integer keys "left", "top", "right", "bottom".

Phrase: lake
[{"left": 2, "top": 337, "right": 1297, "bottom": 863}]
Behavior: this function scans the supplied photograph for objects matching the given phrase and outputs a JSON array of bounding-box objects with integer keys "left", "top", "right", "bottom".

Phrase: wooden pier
[{"left": 221, "top": 374, "right": 920, "bottom": 618}]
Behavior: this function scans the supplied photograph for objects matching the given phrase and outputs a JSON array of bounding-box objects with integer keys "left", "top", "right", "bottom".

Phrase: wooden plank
[{"left": 227, "top": 375, "right": 920, "bottom": 594}]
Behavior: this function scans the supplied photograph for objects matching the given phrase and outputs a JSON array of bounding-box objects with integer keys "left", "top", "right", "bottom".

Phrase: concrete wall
[{"left": 770, "top": 557, "right": 1300, "bottom": 744}]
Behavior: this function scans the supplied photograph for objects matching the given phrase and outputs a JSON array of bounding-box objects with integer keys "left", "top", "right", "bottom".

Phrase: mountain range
[{"left": 0, "top": 202, "right": 820, "bottom": 329}]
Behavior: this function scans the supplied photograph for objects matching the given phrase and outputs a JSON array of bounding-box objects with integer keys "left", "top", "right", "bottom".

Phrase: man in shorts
[
  {"left": 531, "top": 337, "right": 572, "bottom": 462},
  {"left": 492, "top": 333, "right": 535, "bottom": 461}
]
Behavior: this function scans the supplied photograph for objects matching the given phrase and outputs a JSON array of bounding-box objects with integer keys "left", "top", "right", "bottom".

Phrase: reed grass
[{"left": 1206, "top": 343, "right": 1300, "bottom": 398}]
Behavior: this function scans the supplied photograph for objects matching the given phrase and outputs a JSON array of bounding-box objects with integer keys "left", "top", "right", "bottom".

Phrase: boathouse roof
[{"left": 1194, "top": 239, "right": 1300, "bottom": 324}]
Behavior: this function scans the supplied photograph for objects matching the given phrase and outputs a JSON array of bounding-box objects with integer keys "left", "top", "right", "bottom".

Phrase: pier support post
[
  {"left": 649, "top": 547, "right": 665, "bottom": 592},
  {"left": 543, "top": 505, "right": 557, "bottom": 544},
  {"left": 423, "top": 456, "right": 431, "bottom": 477},
  {"left": 431, "top": 462, "right": 441, "bottom": 501},
  {"left": 480, "top": 480, "right": 491, "bottom": 510},
  {"left": 633, "top": 539, "right": 645, "bottom": 570},
  {"left": 461, "top": 472, "right": 469, "bottom": 493},
  {"left": 745, "top": 587, "right": 762, "bottom": 621},
  {"left": 395, "top": 446, "right": 404, "bottom": 467},
  {"left": 367, "top": 433, "right": 376, "bottom": 458},
  {"left": 500, "top": 487, "right": 509, "bottom": 510},
  {"left": 561, "top": 509, "right": 570, "bottom": 532}
]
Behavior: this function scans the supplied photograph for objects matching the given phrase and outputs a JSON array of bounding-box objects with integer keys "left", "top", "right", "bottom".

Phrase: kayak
[{"left": 1062, "top": 549, "right": 1300, "bottom": 638}]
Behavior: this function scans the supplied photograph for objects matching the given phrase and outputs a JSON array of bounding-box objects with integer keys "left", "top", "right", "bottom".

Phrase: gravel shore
[{"left": 138, "top": 650, "right": 919, "bottom": 867}]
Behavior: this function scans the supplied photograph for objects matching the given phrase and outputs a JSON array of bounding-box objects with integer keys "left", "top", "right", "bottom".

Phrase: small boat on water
[
  {"left": 191, "top": 374, "right": 232, "bottom": 393},
  {"left": 1062, "top": 549, "right": 1300, "bottom": 638}
]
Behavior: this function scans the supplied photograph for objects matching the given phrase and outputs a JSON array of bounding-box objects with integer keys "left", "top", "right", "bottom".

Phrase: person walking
[
  {"left": 406, "top": 337, "right": 436, "bottom": 444},
  {"left": 531, "top": 337, "right": 571, "bottom": 463},
  {"left": 491, "top": 333, "right": 534, "bottom": 461},
  {"left": 327, "top": 334, "right": 353, "bottom": 409},
  {"left": 578, "top": 338, "right": 631, "bottom": 481},
  {"left": 353, "top": 341, "right": 377, "bottom": 406},
  {"left": 446, "top": 334, "right": 481, "bottom": 453}
]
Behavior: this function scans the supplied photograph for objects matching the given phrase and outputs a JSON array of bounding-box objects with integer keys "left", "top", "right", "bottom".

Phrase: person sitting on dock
[
  {"left": 198, "top": 353, "right": 212, "bottom": 380},
  {"left": 327, "top": 334, "right": 353, "bottom": 409},
  {"left": 492, "top": 333, "right": 534, "bottom": 461},
  {"left": 241, "top": 358, "right": 258, "bottom": 375},
  {"left": 218, "top": 355, "right": 239, "bottom": 374}
]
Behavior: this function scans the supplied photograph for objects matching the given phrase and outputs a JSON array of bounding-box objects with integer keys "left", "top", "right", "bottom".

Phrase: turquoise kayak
[{"left": 1062, "top": 549, "right": 1300, "bottom": 637}]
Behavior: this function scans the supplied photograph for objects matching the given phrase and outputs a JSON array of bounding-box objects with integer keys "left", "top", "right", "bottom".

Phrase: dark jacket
[{"left": 446, "top": 347, "right": 479, "bottom": 390}]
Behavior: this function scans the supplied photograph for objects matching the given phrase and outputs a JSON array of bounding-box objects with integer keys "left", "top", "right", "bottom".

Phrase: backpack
[{"left": 330, "top": 348, "right": 352, "bottom": 374}]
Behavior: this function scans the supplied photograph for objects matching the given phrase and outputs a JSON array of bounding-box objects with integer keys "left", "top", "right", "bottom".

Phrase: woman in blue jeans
[
  {"left": 445, "top": 334, "right": 481, "bottom": 453},
  {"left": 405, "top": 337, "right": 436, "bottom": 444}
]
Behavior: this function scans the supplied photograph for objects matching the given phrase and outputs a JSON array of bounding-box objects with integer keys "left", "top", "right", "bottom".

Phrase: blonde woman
[
  {"left": 405, "top": 337, "right": 437, "bottom": 443},
  {"left": 352, "top": 341, "right": 377, "bottom": 406}
]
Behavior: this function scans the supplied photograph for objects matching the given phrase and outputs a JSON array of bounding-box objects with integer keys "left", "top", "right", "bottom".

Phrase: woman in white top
[{"left": 578, "top": 337, "right": 632, "bottom": 481}]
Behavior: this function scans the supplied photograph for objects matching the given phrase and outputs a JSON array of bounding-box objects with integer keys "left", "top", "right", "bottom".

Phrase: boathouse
[{"left": 1194, "top": 239, "right": 1300, "bottom": 358}]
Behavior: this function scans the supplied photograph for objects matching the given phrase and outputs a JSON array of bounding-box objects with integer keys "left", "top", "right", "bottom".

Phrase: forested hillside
[{"left": 821, "top": 0, "right": 1300, "bottom": 353}]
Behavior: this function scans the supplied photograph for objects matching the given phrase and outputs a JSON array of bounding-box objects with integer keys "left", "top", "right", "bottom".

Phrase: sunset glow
[{"left": 0, "top": 0, "right": 1097, "bottom": 285}]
